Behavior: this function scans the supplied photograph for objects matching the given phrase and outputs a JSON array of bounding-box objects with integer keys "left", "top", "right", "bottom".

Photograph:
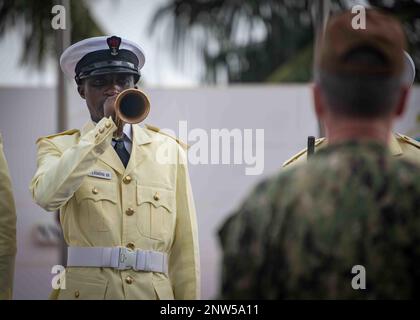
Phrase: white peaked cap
[{"left": 60, "top": 36, "right": 146, "bottom": 80}]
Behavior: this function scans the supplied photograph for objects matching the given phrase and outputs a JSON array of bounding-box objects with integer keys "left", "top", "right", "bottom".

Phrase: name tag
[{"left": 88, "top": 170, "right": 112, "bottom": 180}]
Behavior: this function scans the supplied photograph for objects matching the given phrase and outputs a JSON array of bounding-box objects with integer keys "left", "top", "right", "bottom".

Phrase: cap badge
[{"left": 107, "top": 36, "right": 122, "bottom": 56}]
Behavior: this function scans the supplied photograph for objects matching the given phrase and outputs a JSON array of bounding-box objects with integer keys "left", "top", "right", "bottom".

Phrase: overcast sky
[{"left": 0, "top": 0, "right": 202, "bottom": 87}]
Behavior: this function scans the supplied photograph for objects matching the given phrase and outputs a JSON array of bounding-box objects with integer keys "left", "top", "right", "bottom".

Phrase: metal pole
[
  {"left": 55, "top": 0, "right": 71, "bottom": 267},
  {"left": 56, "top": 0, "right": 71, "bottom": 132},
  {"left": 311, "top": 0, "right": 331, "bottom": 138}
]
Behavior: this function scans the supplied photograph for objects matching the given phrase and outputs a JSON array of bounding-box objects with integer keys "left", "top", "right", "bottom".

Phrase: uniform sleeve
[
  {"left": 30, "top": 117, "right": 116, "bottom": 212},
  {"left": 0, "top": 134, "right": 17, "bottom": 299},
  {"left": 218, "top": 179, "right": 277, "bottom": 299},
  {"left": 168, "top": 146, "right": 200, "bottom": 300}
]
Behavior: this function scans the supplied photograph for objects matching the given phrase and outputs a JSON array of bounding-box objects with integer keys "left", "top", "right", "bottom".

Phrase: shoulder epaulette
[
  {"left": 36, "top": 129, "right": 80, "bottom": 144},
  {"left": 395, "top": 133, "right": 420, "bottom": 149},
  {"left": 145, "top": 124, "right": 189, "bottom": 150},
  {"left": 282, "top": 137, "right": 326, "bottom": 167}
]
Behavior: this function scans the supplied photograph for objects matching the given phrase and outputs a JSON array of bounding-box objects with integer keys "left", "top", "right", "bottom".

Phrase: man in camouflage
[
  {"left": 218, "top": 9, "right": 420, "bottom": 299},
  {"left": 282, "top": 51, "right": 419, "bottom": 170}
]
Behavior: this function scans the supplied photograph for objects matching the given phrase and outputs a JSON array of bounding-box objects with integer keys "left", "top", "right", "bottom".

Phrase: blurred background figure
[
  {"left": 0, "top": 132, "right": 17, "bottom": 300},
  {"left": 0, "top": 0, "right": 419, "bottom": 299},
  {"left": 219, "top": 9, "right": 420, "bottom": 299},
  {"left": 282, "top": 51, "right": 420, "bottom": 169}
]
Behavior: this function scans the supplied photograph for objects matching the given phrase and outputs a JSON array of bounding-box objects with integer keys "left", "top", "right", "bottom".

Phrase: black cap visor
[
  {"left": 80, "top": 66, "right": 139, "bottom": 78},
  {"left": 75, "top": 49, "right": 140, "bottom": 83},
  {"left": 76, "top": 68, "right": 140, "bottom": 84}
]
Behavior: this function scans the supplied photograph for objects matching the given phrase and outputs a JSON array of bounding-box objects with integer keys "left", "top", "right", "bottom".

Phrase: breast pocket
[
  {"left": 75, "top": 181, "right": 117, "bottom": 232},
  {"left": 56, "top": 272, "right": 108, "bottom": 300},
  {"left": 136, "top": 185, "right": 175, "bottom": 241}
]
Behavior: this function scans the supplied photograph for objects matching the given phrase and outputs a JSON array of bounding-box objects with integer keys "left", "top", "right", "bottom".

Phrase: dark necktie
[{"left": 113, "top": 139, "right": 130, "bottom": 168}]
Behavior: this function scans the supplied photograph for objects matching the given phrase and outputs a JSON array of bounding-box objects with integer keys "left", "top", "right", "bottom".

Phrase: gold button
[
  {"left": 153, "top": 192, "right": 160, "bottom": 201},
  {"left": 105, "top": 120, "right": 112, "bottom": 128},
  {"left": 92, "top": 187, "right": 98, "bottom": 195},
  {"left": 126, "top": 242, "right": 135, "bottom": 250},
  {"left": 123, "top": 176, "right": 132, "bottom": 184},
  {"left": 99, "top": 127, "right": 105, "bottom": 134},
  {"left": 125, "top": 208, "right": 135, "bottom": 216},
  {"left": 74, "top": 290, "right": 80, "bottom": 298},
  {"left": 125, "top": 276, "right": 133, "bottom": 285}
]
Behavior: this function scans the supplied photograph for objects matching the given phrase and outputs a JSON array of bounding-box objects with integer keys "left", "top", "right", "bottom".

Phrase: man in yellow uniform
[
  {"left": 30, "top": 36, "right": 200, "bottom": 300},
  {"left": 283, "top": 51, "right": 420, "bottom": 169},
  {"left": 0, "top": 133, "right": 17, "bottom": 300}
]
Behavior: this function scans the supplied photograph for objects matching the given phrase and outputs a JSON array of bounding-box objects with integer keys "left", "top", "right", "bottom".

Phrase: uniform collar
[
  {"left": 81, "top": 120, "right": 152, "bottom": 146},
  {"left": 121, "top": 123, "right": 132, "bottom": 142},
  {"left": 80, "top": 120, "right": 153, "bottom": 175},
  {"left": 132, "top": 123, "right": 152, "bottom": 145}
]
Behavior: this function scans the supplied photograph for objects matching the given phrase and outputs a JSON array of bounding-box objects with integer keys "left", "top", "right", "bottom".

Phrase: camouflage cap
[{"left": 317, "top": 9, "right": 407, "bottom": 77}]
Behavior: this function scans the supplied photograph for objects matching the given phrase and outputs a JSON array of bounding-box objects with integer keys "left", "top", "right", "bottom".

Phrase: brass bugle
[{"left": 115, "top": 88, "right": 150, "bottom": 124}]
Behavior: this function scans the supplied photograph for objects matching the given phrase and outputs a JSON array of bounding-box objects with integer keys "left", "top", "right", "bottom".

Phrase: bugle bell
[{"left": 115, "top": 88, "right": 150, "bottom": 124}]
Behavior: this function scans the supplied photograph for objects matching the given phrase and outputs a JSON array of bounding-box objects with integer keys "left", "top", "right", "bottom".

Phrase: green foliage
[
  {"left": 266, "top": 44, "right": 313, "bottom": 83},
  {"left": 150, "top": 0, "right": 420, "bottom": 84},
  {"left": 150, "top": 0, "right": 314, "bottom": 83},
  {"left": 0, "top": 0, "right": 104, "bottom": 68}
]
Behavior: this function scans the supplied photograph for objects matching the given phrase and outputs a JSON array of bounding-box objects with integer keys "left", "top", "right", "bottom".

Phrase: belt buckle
[{"left": 117, "top": 247, "right": 137, "bottom": 270}]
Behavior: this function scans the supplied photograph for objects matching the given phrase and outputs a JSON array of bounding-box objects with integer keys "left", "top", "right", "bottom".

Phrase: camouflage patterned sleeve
[
  {"left": 219, "top": 144, "right": 420, "bottom": 299},
  {"left": 218, "top": 178, "right": 282, "bottom": 299}
]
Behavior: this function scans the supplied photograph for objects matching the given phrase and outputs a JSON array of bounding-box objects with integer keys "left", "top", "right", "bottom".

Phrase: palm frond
[{"left": 0, "top": 0, "right": 105, "bottom": 68}]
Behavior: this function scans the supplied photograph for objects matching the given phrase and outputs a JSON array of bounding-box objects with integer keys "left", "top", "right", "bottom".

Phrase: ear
[
  {"left": 77, "top": 83, "right": 86, "bottom": 99},
  {"left": 394, "top": 86, "right": 409, "bottom": 117},
  {"left": 313, "top": 83, "right": 325, "bottom": 119}
]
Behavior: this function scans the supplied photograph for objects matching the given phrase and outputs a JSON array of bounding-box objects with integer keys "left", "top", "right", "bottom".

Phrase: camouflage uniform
[{"left": 219, "top": 141, "right": 420, "bottom": 299}]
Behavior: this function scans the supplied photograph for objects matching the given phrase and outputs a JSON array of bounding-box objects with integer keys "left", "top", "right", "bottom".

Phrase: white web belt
[{"left": 67, "top": 247, "right": 168, "bottom": 273}]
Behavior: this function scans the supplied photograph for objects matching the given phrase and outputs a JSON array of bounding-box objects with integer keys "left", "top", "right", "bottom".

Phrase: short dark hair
[{"left": 316, "top": 47, "right": 403, "bottom": 118}]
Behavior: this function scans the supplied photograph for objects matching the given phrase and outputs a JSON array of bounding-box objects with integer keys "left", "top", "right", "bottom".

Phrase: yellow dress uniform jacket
[
  {"left": 30, "top": 117, "right": 200, "bottom": 300},
  {"left": 0, "top": 133, "right": 17, "bottom": 300},
  {"left": 282, "top": 132, "right": 420, "bottom": 169}
]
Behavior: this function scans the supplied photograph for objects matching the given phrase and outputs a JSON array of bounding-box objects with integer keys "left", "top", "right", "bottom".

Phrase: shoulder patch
[
  {"left": 395, "top": 133, "right": 420, "bottom": 149},
  {"left": 145, "top": 124, "right": 189, "bottom": 150},
  {"left": 36, "top": 129, "right": 80, "bottom": 144},
  {"left": 282, "top": 137, "right": 326, "bottom": 167}
]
